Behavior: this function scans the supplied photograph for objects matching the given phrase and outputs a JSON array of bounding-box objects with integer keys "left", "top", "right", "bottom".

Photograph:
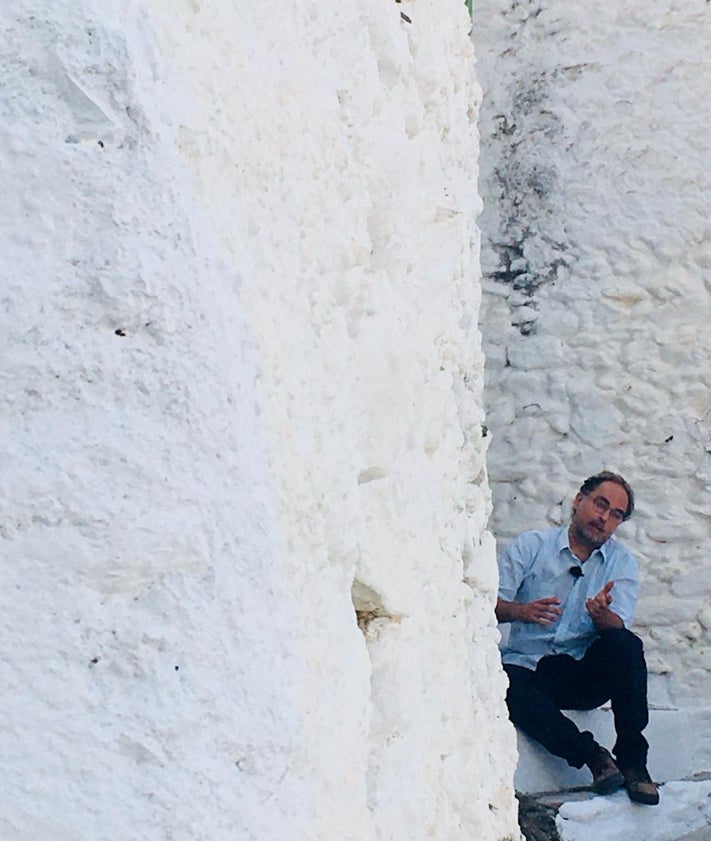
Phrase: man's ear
[{"left": 572, "top": 492, "right": 584, "bottom": 513}]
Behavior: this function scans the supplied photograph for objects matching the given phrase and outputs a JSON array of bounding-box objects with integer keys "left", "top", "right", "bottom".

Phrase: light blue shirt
[{"left": 498, "top": 526, "right": 639, "bottom": 670}]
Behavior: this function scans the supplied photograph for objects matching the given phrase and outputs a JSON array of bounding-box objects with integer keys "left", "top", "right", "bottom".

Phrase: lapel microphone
[{"left": 569, "top": 566, "right": 584, "bottom": 579}]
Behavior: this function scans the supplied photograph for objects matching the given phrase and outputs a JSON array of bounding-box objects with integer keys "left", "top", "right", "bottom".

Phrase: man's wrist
[
  {"left": 592, "top": 608, "right": 624, "bottom": 630},
  {"left": 496, "top": 598, "right": 520, "bottom": 623}
]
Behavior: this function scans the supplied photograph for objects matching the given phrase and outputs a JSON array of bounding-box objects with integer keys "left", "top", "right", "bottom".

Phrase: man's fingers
[
  {"left": 534, "top": 610, "right": 560, "bottom": 626},
  {"left": 532, "top": 601, "right": 561, "bottom": 625},
  {"left": 586, "top": 596, "right": 608, "bottom": 618},
  {"left": 535, "top": 597, "right": 561, "bottom": 608},
  {"left": 599, "top": 583, "right": 614, "bottom": 605},
  {"left": 588, "top": 582, "right": 614, "bottom": 609},
  {"left": 519, "top": 597, "right": 562, "bottom": 624}
]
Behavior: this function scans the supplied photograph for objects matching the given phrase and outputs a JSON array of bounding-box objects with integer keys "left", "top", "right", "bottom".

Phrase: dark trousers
[{"left": 504, "top": 628, "right": 649, "bottom": 769}]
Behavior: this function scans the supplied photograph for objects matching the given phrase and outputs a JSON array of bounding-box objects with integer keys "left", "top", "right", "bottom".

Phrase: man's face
[{"left": 570, "top": 480, "right": 629, "bottom": 549}]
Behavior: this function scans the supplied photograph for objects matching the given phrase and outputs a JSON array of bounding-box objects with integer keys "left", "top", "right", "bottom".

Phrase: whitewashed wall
[
  {"left": 1, "top": 2, "right": 519, "bottom": 840},
  {"left": 475, "top": 0, "right": 711, "bottom": 758}
]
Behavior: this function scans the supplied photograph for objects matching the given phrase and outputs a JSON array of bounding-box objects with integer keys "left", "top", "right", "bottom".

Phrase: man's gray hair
[{"left": 579, "top": 471, "right": 635, "bottom": 521}]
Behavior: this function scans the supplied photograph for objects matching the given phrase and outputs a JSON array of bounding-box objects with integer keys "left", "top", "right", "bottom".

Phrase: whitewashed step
[{"left": 515, "top": 708, "right": 710, "bottom": 794}]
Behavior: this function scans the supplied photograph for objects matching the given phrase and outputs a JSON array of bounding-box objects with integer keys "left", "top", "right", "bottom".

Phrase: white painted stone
[
  {"left": 1, "top": 2, "right": 520, "bottom": 840},
  {"left": 474, "top": 0, "right": 711, "bottom": 724},
  {"left": 557, "top": 781, "right": 711, "bottom": 841},
  {"left": 514, "top": 708, "right": 711, "bottom": 795}
]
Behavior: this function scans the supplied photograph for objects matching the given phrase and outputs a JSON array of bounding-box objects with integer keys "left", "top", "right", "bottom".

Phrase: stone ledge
[{"left": 515, "top": 708, "right": 710, "bottom": 794}]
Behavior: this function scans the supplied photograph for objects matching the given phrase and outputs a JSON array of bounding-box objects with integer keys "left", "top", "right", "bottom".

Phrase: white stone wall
[
  {"left": 1, "top": 2, "right": 519, "bottom": 840},
  {"left": 474, "top": 0, "right": 711, "bottom": 752}
]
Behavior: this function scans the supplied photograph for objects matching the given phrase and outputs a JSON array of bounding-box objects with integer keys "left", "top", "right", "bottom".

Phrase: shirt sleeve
[
  {"left": 498, "top": 531, "right": 538, "bottom": 602},
  {"left": 607, "top": 549, "right": 640, "bottom": 628}
]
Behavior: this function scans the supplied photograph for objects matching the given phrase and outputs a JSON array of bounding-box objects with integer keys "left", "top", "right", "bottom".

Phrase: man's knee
[
  {"left": 504, "top": 664, "right": 532, "bottom": 693},
  {"left": 599, "top": 627, "right": 645, "bottom": 663},
  {"left": 600, "top": 627, "right": 643, "bottom": 649}
]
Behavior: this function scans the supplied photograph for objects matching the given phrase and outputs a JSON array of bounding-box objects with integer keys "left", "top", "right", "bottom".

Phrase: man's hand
[
  {"left": 586, "top": 581, "right": 613, "bottom": 619},
  {"left": 496, "top": 597, "right": 561, "bottom": 625},
  {"left": 586, "top": 581, "right": 624, "bottom": 630}
]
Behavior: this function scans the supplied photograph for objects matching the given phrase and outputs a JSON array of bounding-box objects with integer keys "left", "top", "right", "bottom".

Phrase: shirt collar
[{"left": 556, "top": 525, "right": 611, "bottom": 563}]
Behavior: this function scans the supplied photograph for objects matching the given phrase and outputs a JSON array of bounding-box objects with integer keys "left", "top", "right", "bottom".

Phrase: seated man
[{"left": 496, "top": 471, "right": 659, "bottom": 805}]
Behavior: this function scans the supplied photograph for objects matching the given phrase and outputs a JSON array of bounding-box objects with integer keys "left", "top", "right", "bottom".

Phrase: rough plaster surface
[
  {"left": 557, "top": 780, "right": 711, "bottom": 841},
  {"left": 1, "top": 2, "right": 519, "bottom": 840},
  {"left": 474, "top": 0, "right": 711, "bottom": 764}
]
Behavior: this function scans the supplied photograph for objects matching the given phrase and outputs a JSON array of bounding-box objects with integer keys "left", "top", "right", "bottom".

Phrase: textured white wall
[
  {"left": 474, "top": 0, "right": 711, "bottom": 753},
  {"left": 1, "top": 2, "right": 519, "bottom": 839}
]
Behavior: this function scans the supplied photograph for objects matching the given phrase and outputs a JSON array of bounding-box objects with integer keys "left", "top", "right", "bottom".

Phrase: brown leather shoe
[
  {"left": 619, "top": 764, "right": 660, "bottom": 805},
  {"left": 586, "top": 746, "right": 624, "bottom": 795}
]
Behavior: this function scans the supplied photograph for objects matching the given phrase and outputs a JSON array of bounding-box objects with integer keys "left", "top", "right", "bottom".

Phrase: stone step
[{"left": 515, "top": 707, "right": 711, "bottom": 794}]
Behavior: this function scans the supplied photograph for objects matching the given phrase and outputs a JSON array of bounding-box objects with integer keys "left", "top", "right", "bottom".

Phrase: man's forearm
[{"left": 496, "top": 598, "right": 520, "bottom": 623}]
